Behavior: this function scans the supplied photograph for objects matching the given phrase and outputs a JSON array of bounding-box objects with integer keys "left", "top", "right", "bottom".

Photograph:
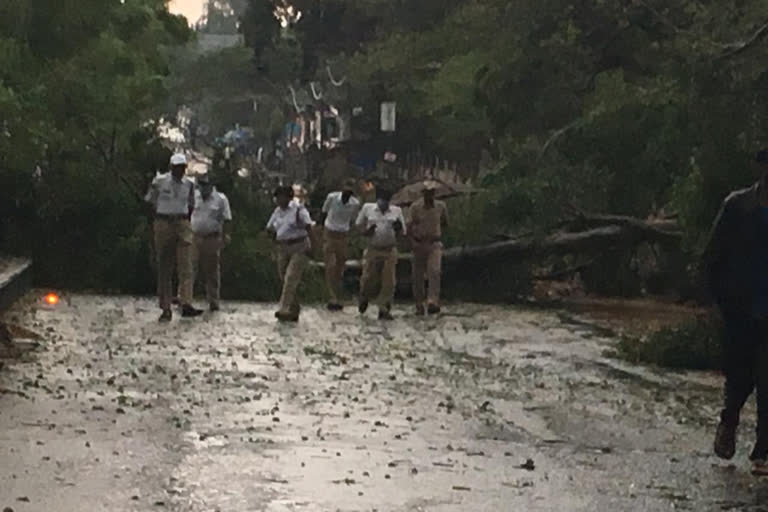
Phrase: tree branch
[
  {"left": 718, "top": 20, "right": 768, "bottom": 60},
  {"left": 538, "top": 118, "right": 583, "bottom": 161}
]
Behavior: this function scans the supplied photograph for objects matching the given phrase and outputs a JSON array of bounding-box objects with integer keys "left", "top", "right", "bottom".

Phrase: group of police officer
[{"left": 145, "top": 153, "right": 447, "bottom": 323}]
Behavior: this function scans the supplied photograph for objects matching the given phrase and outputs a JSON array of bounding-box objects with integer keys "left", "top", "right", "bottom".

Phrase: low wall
[{"left": 0, "top": 258, "right": 32, "bottom": 313}]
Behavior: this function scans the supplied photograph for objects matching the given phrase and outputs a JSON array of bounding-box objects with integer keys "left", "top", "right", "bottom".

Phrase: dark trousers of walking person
[{"left": 720, "top": 307, "right": 768, "bottom": 460}]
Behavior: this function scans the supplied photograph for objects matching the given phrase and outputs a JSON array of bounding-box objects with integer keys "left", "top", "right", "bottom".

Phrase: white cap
[{"left": 170, "top": 153, "right": 187, "bottom": 166}]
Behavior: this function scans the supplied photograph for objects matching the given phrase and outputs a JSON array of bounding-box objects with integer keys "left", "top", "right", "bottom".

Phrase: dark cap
[
  {"left": 197, "top": 174, "right": 212, "bottom": 185},
  {"left": 376, "top": 188, "right": 393, "bottom": 201},
  {"left": 273, "top": 185, "right": 294, "bottom": 198},
  {"left": 342, "top": 178, "right": 357, "bottom": 191}
]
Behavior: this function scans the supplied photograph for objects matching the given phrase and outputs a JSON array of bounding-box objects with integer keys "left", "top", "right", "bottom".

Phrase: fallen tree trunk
[
  {"left": 310, "top": 219, "right": 682, "bottom": 271},
  {"left": 567, "top": 214, "right": 680, "bottom": 245}
]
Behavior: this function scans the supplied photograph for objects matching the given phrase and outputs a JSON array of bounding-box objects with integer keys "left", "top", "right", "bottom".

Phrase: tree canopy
[
  {"left": 239, "top": 0, "right": 768, "bottom": 244},
  {"left": 0, "top": 0, "right": 192, "bottom": 289}
]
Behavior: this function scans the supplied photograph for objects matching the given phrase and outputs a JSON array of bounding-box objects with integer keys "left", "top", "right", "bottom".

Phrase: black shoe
[
  {"left": 327, "top": 303, "right": 343, "bottom": 312},
  {"left": 415, "top": 304, "right": 426, "bottom": 316},
  {"left": 378, "top": 307, "right": 394, "bottom": 321},
  {"left": 210, "top": 303, "right": 220, "bottom": 312},
  {"left": 427, "top": 304, "right": 441, "bottom": 315},
  {"left": 276, "top": 311, "right": 299, "bottom": 323},
  {"left": 181, "top": 304, "right": 204, "bottom": 318},
  {"left": 159, "top": 309, "right": 172, "bottom": 322},
  {"left": 358, "top": 299, "right": 369, "bottom": 314},
  {"left": 714, "top": 421, "right": 737, "bottom": 460},
  {"left": 171, "top": 297, "right": 181, "bottom": 306}
]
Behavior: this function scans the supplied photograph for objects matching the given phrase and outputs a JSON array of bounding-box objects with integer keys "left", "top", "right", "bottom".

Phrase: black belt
[
  {"left": 156, "top": 214, "right": 188, "bottom": 220},
  {"left": 278, "top": 237, "right": 308, "bottom": 245}
]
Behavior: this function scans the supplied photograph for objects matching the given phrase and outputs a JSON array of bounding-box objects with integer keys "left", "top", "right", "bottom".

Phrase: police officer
[
  {"left": 266, "top": 186, "right": 315, "bottom": 322},
  {"left": 320, "top": 178, "right": 360, "bottom": 311},
  {"left": 408, "top": 181, "right": 449, "bottom": 315},
  {"left": 145, "top": 153, "right": 203, "bottom": 321},
  {"left": 190, "top": 174, "right": 232, "bottom": 312},
  {"left": 356, "top": 188, "right": 406, "bottom": 320}
]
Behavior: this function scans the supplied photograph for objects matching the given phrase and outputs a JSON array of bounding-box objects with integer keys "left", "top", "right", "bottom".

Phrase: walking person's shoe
[
  {"left": 714, "top": 421, "right": 737, "bottom": 460},
  {"left": 209, "top": 303, "right": 220, "bottom": 312},
  {"left": 753, "top": 459, "right": 768, "bottom": 476},
  {"left": 171, "top": 297, "right": 181, "bottom": 306},
  {"left": 181, "top": 304, "right": 204, "bottom": 318},
  {"left": 378, "top": 305, "right": 394, "bottom": 321},
  {"left": 159, "top": 309, "right": 172, "bottom": 322},
  {"left": 327, "top": 302, "right": 343, "bottom": 312},
  {"left": 276, "top": 311, "right": 299, "bottom": 323},
  {"left": 415, "top": 304, "right": 425, "bottom": 316},
  {"left": 427, "top": 304, "right": 441, "bottom": 315},
  {"left": 358, "top": 299, "right": 369, "bottom": 314}
]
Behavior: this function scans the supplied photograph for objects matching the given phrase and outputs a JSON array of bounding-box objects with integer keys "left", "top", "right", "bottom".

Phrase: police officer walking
[
  {"left": 356, "top": 188, "right": 406, "bottom": 320},
  {"left": 320, "top": 178, "right": 360, "bottom": 311},
  {"left": 408, "top": 181, "right": 449, "bottom": 315},
  {"left": 266, "top": 186, "right": 315, "bottom": 322},
  {"left": 145, "top": 153, "right": 203, "bottom": 322},
  {"left": 190, "top": 174, "right": 232, "bottom": 312}
]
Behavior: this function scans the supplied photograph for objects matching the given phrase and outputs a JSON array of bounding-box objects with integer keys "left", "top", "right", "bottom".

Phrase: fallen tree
[{"left": 312, "top": 210, "right": 682, "bottom": 270}]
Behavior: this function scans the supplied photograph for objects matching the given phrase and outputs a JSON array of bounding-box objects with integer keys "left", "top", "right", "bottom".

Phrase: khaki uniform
[
  {"left": 324, "top": 230, "right": 349, "bottom": 304},
  {"left": 267, "top": 203, "right": 314, "bottom": 316},
  {"left": 356, "top": 203, "right": 407, "bottom": 311},
  {"left": 277, "top": 239, "right": 310, "bottom": 315},
  {"left": 360, "top": 247, "right": 398, "bottom": 308},
  {"left": 412, "top": 242, "right": 442, "bottom": 305},
  {"left": 154, "top": 218, "right": 194, "bottom": 310},
  {"left": 189, "top": 188, "right": 232, "bottom": 307},
  {"left": 145, "top": 173, "right": 195, "bottom": 310},
  {"left": 193, "top": 234, "right": 223, "bottom": 306},
  {"left": 407, "top": 199, "right": 448, "bottom": 307}
]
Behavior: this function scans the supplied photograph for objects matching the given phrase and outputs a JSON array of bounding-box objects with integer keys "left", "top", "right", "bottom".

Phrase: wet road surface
[{"left": 1, "top": 294, "right": 767, "bottom": 511}]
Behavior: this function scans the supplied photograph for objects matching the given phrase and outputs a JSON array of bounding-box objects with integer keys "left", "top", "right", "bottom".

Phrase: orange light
[{"left": 44, "top": 293, "right": 60, "bottom": 306}]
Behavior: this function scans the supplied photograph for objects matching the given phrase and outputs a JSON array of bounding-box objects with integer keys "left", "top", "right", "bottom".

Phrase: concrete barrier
[{"left": 0, "top": 258, "right": 32, "bottom": 313}]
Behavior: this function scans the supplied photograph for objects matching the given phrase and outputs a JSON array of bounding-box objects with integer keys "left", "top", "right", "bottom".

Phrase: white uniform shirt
[
  {"left": 322, "top": 192, "right": 360, "bottom": 233},
  {"left": 356, "top": 203, "right": 406, "bottom": 248},
  {"left": 266, "top": 202, "right": 315, "bottom": 241},
  {"left": 191, "top": 188, "right": 232, "bottom": 236},
  {"left": 145, "top": 173, "right": 195, "bottom": 216}
]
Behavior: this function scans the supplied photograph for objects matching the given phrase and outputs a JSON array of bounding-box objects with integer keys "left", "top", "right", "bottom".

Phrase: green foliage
[
  {"left": 0, "top": 0, "right": 191, "bottom": 290},
  {"left": 609, "top": 317, "right": 724, "bottom": 370}
]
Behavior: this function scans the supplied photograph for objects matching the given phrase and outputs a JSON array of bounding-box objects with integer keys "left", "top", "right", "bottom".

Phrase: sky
[{"left": 168, "top": 0, "right": 205, "bottom": 25}]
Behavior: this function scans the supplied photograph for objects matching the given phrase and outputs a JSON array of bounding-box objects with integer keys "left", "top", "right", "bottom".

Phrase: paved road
[{"left": 0, "top": 295, "right": 766, "bottom": 511}]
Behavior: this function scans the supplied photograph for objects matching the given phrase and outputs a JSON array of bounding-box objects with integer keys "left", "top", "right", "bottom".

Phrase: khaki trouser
[
  {"left": 412, "top": 241, "right": 442, "bottom": 306},
  {"left": 192, "top": 234, "right": 222, "bottom": 307},
  {"left": 360, "top": 247, "right": 398, "bottom": 309},
  {"left": 277, "top": 239, "right": 309, "bottom": 315},
  {"left": 154, "top": 218, "right": 193, "bottom": 310},
  {"left": 324, "top": 230, "right": 349, "bottom": 304}
]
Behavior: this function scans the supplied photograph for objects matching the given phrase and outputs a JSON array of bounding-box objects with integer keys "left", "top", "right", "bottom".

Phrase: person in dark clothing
[{"left": 703, "top": 149, "right": 768, "bottom": 475}]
